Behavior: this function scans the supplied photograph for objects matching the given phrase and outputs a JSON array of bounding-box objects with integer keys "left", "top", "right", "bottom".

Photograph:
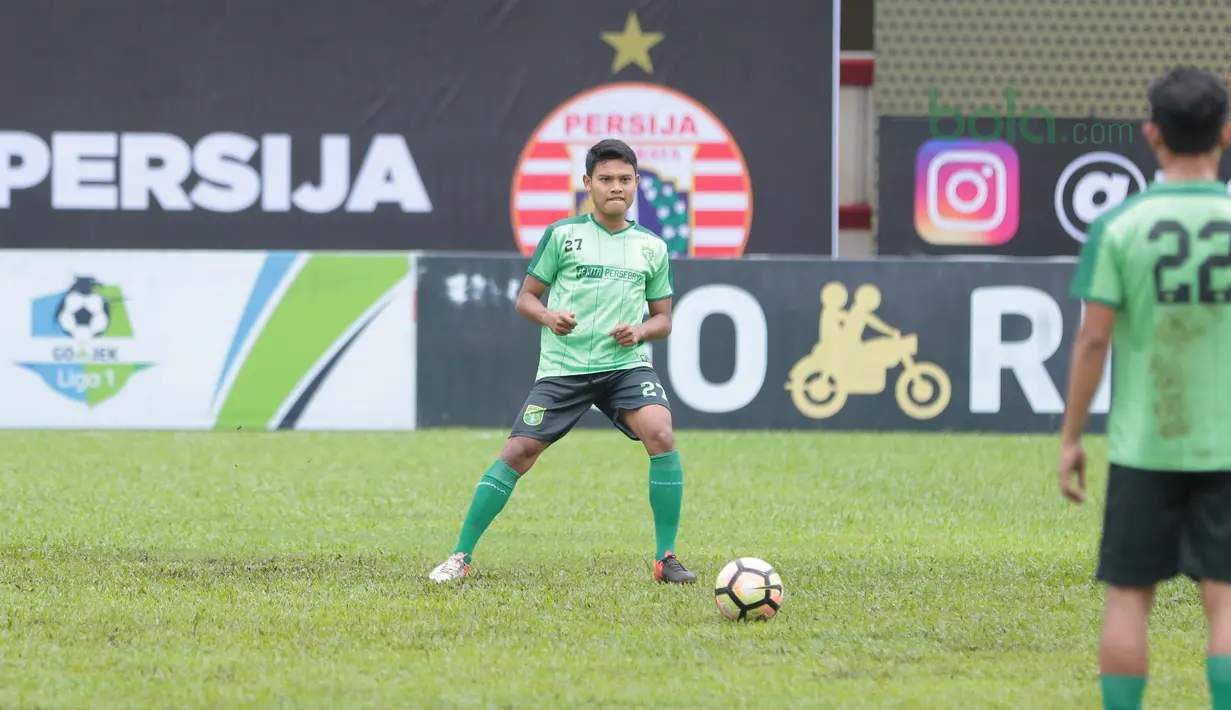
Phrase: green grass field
[{"left": 0, "top": 430, "right": 1215, "bottom": 709}]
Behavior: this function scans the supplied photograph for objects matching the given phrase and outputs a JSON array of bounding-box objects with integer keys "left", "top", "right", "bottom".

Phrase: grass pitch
[{"left": 0, "top": 430, "right": 1214, "bottom": 708}]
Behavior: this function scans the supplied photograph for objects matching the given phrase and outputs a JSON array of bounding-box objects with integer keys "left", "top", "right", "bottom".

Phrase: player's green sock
[
  {"left": 452, "top": 460, "right": 520, "bottom": 564},
  {"left": 1208, "top": 656, "right": 1231, "bottom": 709},
  {"left": 648, "top": 450, "right": 684, "bottom": 560},
  {"left": 1100, "top": 674, "right": 1146, "bottom": 710}
]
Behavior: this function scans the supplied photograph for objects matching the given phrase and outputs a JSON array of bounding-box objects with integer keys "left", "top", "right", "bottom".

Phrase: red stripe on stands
[
  {"left": 517, "top": 210, "right": 571, "bottom": 225},
  {"left": 840, "top": 57, "right": 874, "bottom": 86},
  {"left": 694, "top": 175, "right": 746, "bottom": 192},
  {"left": 695, "top": 143, "right": 736, "bottom": 160},
  {"left": 518, "top": 174, "right": 571, "bottom": 191},
  {"left": 838, "top": 204, "right": 872, "bottom": 230},
  {"left": 694, "top": 211, "right": 747, "bottom": 228},
  {"left": 528, "top": 143, "right": 570, "bottom": 159}
]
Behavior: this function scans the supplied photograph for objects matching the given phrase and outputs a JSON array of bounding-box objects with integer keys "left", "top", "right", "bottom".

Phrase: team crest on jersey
[
  {"left": 523, "top": 404, "right": 545, "bottom": 426},
  {"left": 510, "top": 82, "right": 753, "bottom": 259},
  {"left": 641, "top": 246, "right": 655, "bottom": 266}
]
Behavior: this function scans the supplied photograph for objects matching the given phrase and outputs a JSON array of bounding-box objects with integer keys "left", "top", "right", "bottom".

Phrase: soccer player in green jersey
[
  {"left": 1061, "top": 66, "right": 1231, "bottom": 710},
  {"left": 429, "top": 138, "right": 697, "bottom": 585}
]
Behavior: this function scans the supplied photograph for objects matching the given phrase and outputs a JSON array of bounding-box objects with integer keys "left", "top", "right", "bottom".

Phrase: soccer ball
[
  {"left": 714, "top": 557, "right": 784, "bottom": 622},
  {"left": 56, "top": 277, "right": 110, "bottom": 341}
]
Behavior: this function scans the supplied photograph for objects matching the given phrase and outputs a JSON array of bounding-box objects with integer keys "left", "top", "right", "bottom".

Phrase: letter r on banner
[{"left": 969, "top": 286, "right": 1109, "bottom": 415}]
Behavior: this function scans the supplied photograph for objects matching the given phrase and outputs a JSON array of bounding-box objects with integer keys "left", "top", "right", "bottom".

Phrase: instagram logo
[{"left": 914, "top": 139, "right": 1019, "bottom": 245}]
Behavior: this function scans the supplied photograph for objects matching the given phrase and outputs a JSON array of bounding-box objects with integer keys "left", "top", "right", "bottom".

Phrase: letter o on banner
[{"left": 667, "top": 285, "right": 767, "bottom": 414}]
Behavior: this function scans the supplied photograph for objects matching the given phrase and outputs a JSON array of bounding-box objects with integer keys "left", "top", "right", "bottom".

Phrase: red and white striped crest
[{"left": 510, "top": 83, "right": 753, "bottom": 258}]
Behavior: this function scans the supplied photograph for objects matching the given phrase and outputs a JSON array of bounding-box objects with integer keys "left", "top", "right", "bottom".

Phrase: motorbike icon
[{"left": 785, "top": 332, "right": 952, "bottom": 420}]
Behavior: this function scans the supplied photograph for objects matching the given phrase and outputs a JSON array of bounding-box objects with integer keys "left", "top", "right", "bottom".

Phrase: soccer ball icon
[
  {"left": 56, "top": 277, "right": 111, "bottom": 341},
  {"left": 714, "top": 557, "right": 785, "bottom": 622}
]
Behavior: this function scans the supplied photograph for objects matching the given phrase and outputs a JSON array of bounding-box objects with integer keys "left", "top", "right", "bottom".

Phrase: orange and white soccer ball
[{"left": 714, "top": 557, "right": 784, "bottom": 621}]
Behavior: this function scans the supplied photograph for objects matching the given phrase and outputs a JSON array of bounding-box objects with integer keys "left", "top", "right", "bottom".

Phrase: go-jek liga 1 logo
[
  {"left": 18, "top": 276, "right": 153, "bottom": 406},
  {"left": 510, "top": 83, "right": 753, "bottom": 259}
]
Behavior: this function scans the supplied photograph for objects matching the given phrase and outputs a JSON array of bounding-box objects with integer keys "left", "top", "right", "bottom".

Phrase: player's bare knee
[
  {"left": 643, "top": 427, "right": 675, "bottom": 456},
  {"left": 1203, "top": 581, "right": 1231, "bottom": 616},
  {"left": 1106, "top": 585, "right": 1155, "bottom": 612},
  {"left": 499, "top": 437, "right": 546, "bottom": 474},
  {"left": 1202, "top": 581, "right": 1231, "bottom": 653}
]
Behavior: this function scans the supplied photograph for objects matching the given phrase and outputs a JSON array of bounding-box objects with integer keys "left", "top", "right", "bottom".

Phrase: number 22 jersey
[{"left": 1071, "top": 179, "right": 1231, "bottom": 471}]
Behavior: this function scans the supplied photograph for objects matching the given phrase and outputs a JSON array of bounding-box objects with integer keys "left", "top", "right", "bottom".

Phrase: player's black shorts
[
  {"left": 507, "top": 367, "right": 671, "bottom": 444},
  {"left": 1097, "top": 464, "right": 1231, "bottom": 587}
]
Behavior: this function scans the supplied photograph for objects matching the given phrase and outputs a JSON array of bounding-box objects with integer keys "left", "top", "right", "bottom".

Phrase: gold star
[{"left": 601, "top": 11, "right": 664, "bottom": 75}]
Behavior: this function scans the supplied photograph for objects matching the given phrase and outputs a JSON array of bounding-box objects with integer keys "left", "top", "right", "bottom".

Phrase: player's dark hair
[
  {"left": 1148, "top": 66, "right": 1229, "bottom": 155},
  {"left": 585, "top": 139, "right": 638, "bottom": 176}
]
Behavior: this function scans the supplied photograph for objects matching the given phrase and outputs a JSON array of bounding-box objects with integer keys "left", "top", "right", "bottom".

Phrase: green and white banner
[{"left": 0, "top": 250, "right": 415, "bottom": 430}]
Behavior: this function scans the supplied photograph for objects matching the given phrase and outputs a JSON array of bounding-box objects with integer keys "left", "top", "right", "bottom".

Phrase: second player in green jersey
[{"left": 1060, "top": 66, "right": 1231, "bottom": 710}]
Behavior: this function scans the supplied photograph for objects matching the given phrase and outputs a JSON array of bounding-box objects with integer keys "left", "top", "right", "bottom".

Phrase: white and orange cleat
[{"left": 428, "top": 553, "right": 471, "bottom": 583}]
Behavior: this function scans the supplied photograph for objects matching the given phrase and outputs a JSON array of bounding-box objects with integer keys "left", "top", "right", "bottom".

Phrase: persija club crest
[{"left": 511, "top": 82, "right": 753, "bottom": 259}]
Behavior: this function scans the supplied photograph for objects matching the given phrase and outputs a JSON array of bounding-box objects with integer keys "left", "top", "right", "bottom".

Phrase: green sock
[
  {"left": 452, "top": 460, "right": 520, "bottom": 564},
  {"left": 1100, "top": 675, "right": 1146, "bottom": 710},
  {"left": 1209, "top": 655, "right": 1231, "bottom": 709},
  {"left": 648, "top": 450, "right": 684, "bottom": 560}
]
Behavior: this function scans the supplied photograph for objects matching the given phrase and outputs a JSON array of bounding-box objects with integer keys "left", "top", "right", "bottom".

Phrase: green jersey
[
  {"left": 1071, "top": 179, "right": 1231, "bottom": 471},
  {"left": 526, "top": 214, "right": 674, "bottom": 381}
]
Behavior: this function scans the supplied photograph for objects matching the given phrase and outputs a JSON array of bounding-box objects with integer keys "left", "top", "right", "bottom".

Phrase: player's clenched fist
[
  {"left": 608, "top": 324, "right": 643, "bottom": 347},
  {"left": 542, "top": 310, "right": 577, "bottom": 335}
]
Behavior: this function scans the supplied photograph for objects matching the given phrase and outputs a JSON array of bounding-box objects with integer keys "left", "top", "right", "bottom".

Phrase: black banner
[
  {"left": 416, "top": 254, "right": 1109, "bottom": 433},
  {"left": 877, "top": 115, "right": 1231, "bottom": 256},
  {"left": 0, "top": 1, "right": 836, "bottom": 257}
]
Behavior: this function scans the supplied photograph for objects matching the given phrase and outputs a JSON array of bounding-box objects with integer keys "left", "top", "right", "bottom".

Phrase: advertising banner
[
  {"left": 877, "top": 115, "right": 1231, "bottom": 256},
  {"left": 0, "top": 251, "right": 415, "bottom": 430},
  {"left": 416, "top": 254, "right": 1107, "bottom": 433},
  {"left": 0, "top": 1, "right": 838, "bottom": 257}
]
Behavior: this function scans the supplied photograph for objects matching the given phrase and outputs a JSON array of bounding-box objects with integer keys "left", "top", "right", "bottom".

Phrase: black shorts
[
  {"left": 1097, "top": 464, "right": 1231, "bottom": 587},
  {"left": 508, "top": 367, "right": 671, "bottom": 444}
]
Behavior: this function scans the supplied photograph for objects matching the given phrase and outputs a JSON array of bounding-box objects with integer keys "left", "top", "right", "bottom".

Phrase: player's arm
[
  {"left": 640, "top": 297, "right": 672, "bottom": 341},
  {"left": 638, "top": 247, "right": 674, "bottom": 341},
  {"left": 516, "top": 275, "right": 576, "bottom": 336},
  {"left": 520, "top": 227, "right": 576, "bottom": 335},
  {"left": 609, "top": 297, "right": 670, "bottom": 347},
  {"left": 1057, "top": 216, "right": 1122, "bottom": 502},
  {"left": 1062, "top": 216, "right": 1122, "bottom": 442},
  {"left": 1061, "top": 301, "right": 1115, "bottom": 445}
]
